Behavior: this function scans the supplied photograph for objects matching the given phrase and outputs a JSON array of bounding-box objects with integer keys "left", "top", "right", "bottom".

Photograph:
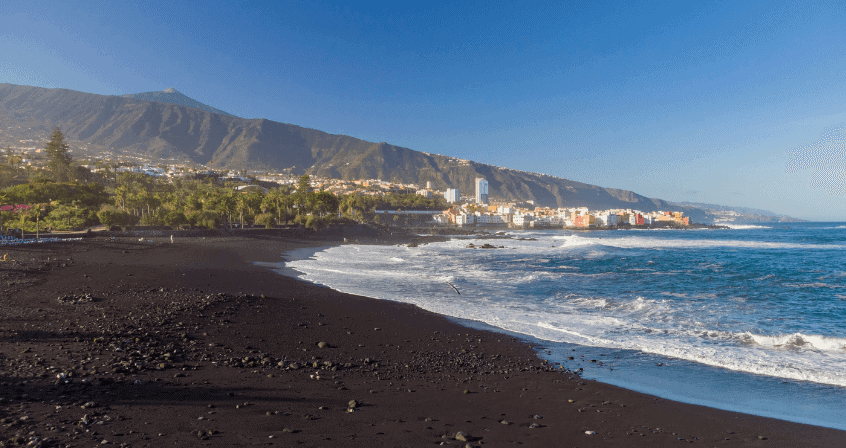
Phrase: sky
[{"left": 2, "top": 0, "right": 845, "bottom": 220}]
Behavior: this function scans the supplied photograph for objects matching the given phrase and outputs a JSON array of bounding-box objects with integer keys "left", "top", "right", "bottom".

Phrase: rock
[
  {"left": 455, "top": 431, "right": 470, "bottom": 442},
  {"left": 317, "top": 342, "right": 328, "bottom": 348},
  {"left": 348, "top": 400, "right": 359, "bottom": 408},
  {"left": 585, "top": 430, "right": 596, "bottom": 435},
  {"left": 533, "top": 415, "right": 542, "bottom": 419},
  {"left": 529, "top": 423, "right": 540, "bottom": 428},
  {"left": 500, "top": 420, "right": 511, "bottom": 425}
]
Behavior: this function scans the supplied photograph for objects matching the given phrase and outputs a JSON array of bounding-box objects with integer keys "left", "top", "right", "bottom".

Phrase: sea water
[{"left": 282, "top": 223, "right": 846, "bottom": 430}]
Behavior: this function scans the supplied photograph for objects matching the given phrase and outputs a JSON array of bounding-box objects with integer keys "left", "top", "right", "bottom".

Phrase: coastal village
[{"left": 0, "top": 134, "right": 692, "bottom": 229}]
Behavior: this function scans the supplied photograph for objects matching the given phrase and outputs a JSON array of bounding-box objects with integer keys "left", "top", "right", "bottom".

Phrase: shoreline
[
  {"left": 280, "top": 237, "right": 846, "bottom": 432},
  {"left": 0, "top": 234, "right": 843, "bottom": 446}
]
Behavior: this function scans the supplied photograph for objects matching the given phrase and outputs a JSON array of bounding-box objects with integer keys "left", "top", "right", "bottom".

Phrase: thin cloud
[{"left": 786, "top": 126, "right": 846, "bottom": 196}]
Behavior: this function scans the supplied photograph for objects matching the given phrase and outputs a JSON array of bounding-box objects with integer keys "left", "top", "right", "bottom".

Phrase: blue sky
[{"left": 2, "top": 0, "right": 845, "bottom": 219}]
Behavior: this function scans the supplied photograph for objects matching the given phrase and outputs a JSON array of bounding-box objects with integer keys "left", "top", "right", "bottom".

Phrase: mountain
[
  {"left": 671, "top": 202, "right": 806, "bottom": 224},
  {"left": 0, "top": 83, "right": 784, "bottom": 223},
  {"left": 122, "top": 88, "right": 238, "bottom": 117}
]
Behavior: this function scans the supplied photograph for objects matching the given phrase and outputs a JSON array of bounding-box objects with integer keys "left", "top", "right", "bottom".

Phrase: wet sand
[{"left": 0, "top": 234, "right": 843, "bottom": 447}]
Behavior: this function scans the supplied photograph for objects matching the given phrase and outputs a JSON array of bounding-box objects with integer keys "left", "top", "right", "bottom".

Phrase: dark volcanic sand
[{"left": 0, "top": 235, "right": 843, "bottom": 447}]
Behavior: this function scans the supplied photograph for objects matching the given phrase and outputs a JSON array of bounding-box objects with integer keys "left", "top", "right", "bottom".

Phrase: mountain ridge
[
  {"left": 0, "top": 83, "right": 794, "bottom": 223},
  {"left": 122, "top": 88, "right": 237, "bottom": 117}
]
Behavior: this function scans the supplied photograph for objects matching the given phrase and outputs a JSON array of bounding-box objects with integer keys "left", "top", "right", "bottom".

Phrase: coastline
[
  {"left": 0, "top": 234, "right": 842, "bottom": 446},
  {"left": 280, "top": 235, "right": 846, "bottom": 432}
]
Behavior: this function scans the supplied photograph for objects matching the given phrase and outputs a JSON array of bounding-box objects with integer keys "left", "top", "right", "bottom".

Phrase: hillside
[
  {"left": 671, "top": 202, "right": 806, "bottom": 224},
  {"left": 122, "top": 88, "right": 237, "bottom": 117},
  {"left": 0, "top": 83, "right": 721, "bottom": 221}
]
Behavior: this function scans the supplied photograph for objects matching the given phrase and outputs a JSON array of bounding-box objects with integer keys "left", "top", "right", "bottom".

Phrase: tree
[
  {"left": 161, "top": 210, "right": 188, "bottom": 229},
  {"left": 295, "top": 175, "right": 312, "bottom": 214},
  {"left": 45, "top": 203, "right": 92, "bottom": 230},
  {"left": 45, "top": 127, "right": 73, "bottom": 182},
  {"left": 255, "top": 213, "right": 274, "bottom": 229},
  {"left": 313, "top": 190, "right": 339, "bottom": 217},
  {"left": 235, "top": 193, "right": 250, "bottom": 228},
  {"left": 97, "top": 205, "right": 134, "bottom": 230}
]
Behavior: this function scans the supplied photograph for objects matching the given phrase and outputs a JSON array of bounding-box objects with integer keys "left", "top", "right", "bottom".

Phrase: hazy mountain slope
[
  {"left": 122, "top": 88, "right": 237, "bottom": 117},
  {"left": 0, "top": 83, "right": 718, "bottom": 221},
  {"left": 671, "top": 201, "right": 806, "bottom": 224}
]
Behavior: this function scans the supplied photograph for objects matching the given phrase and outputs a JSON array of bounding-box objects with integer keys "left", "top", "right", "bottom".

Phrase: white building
[
  {"left": 491, "top": 214, "right": 510, "bottom": 224},
  {"left": 416, "top": 189, "right": 433, "bottom": 198},
  {"left": 596, "top": 212, "right": 619, "bottom": 226},
  {"left": 475, "top": 212, "right": 492, "bottom": 225},
  {"left": 444, "top": 188, "right": 460, "bottom": 203},
  {"left": 454, "top": 214, "right": 474, "bottom": 226},
  {"left": 513, "top": 214, "right": 533, "bottom": 226},
  {"left": 475, "top": 178, "right": 489, "bottom": 204}
]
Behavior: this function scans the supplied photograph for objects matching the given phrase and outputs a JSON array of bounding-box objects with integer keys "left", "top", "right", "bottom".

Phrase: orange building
[{"left": 575, "top": 215, "right": 595, "bottom": 227}]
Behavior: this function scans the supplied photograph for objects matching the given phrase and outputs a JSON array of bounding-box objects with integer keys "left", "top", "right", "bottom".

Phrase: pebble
[
  {"left": 455, "top": 431, "right": 470, "bottom": 442},
  {"left": 585, "top": 430, "right": 596, "bottom": 435}
]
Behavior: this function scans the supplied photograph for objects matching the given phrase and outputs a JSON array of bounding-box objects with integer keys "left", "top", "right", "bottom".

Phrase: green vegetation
[
  {"left": 0, "top": 132, "right": 449, "bottom": 234},
  {"left": 45, "top": 127, "right": 77, "bottom": 182}
]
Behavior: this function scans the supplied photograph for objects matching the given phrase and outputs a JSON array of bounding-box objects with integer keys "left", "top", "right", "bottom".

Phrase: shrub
[
  {"left": 305, "top": 215, "right": 319, "bottom": 231},
  {"left": 97, "top": 206, "right": 134, "bottom": 230},
  {"left": 161, "top": 210, "right": 189, "bottom": 229},
  {"left": 255, "top": 213, "right": 275, "bottom": 229},
  {"left": 190, "top": 210, "right": 220, "bottom": 229}
]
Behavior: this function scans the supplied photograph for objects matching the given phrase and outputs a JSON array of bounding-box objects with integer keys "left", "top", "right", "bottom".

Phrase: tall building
[
  {"left": 444, "top": 188, "right": 460, "bottom": 203},
  {"left": 426, "top": 181, "right": 432, "bottom": 189},
  {"left": 475, "top": 178, "right": 489, "bottom": 204}
]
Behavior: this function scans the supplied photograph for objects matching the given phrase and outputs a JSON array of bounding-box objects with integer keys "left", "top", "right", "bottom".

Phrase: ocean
[{"left": 281, "top": 222, "right": 846, "bottom": 430}]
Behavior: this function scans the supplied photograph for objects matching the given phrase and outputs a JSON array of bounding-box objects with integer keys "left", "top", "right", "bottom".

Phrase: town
[{"left": 0, "top": 130, "right": 691, "bottom": 231}]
